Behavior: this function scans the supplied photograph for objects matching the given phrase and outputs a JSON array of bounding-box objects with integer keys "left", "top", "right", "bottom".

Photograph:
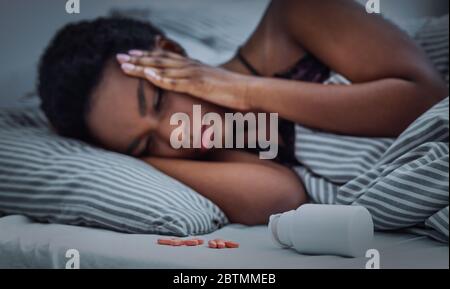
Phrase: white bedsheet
[{"left": 0, "top": 215, "right": 447, "bottom": 269}]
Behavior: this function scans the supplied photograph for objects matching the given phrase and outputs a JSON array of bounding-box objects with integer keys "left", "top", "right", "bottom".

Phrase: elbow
[
  {"left": 274, "top": 183, "right": 308, "bottom": 216},
  {"left": 389, "top": 69, "right": 447, "bottom": 136},
  {"left": 409, "top": 66, "right": 447, "bottom": 107},
  {"left": 245, "top": 191, "right": 306, "bottom": 226},
  {"left": 417, "top": 76, "right": 447, "bottom": 105},
  {"left": 235, "top": 180, "right": 307, "bottom": 226},
  {"left": 408, "top": 74, "right": 447, "bottom": 125}
]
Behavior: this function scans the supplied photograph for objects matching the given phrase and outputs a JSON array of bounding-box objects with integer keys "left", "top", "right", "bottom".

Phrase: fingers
[
  {"left": 121, "top": 63, "right": 191, "bottom": 79},
  {"left": 120, "top": 63, "right": 145, "bottom": 77},
  {"left": 144, "top": 68, "right": 191, "bottom": 93},
  {"left": 118, "top": 53, "right": 188, "bottom": 69},
  {"left": 120, "top": 60, "right": 193, "bottom": 93},
  {"left": 117, "top": 49, "right": 196, "bottom": 94},
  {"left": 140, "top": 56, "right": 187, "bottom": 68},
  {"left": 144, "top": 67, "right": 193, "bottom": 80},
  {"left": 129, "top": 49, "right": 186, "bottom": 60}
]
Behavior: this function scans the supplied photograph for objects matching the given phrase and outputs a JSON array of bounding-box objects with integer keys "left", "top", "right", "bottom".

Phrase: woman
[{"left": 38, "top": 0, "right": 447, "bottom": 225}]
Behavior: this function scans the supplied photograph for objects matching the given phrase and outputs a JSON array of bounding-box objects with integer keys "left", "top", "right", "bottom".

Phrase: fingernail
[
  {"left": 116, "top": 53, "right": 131, "bottom": 63},
  {"left": 144, "top": 68, "right": 158, "bottom": 78},
  {"left": 121, "top": 63, "right": 135, "bottom": 72},
  {"left": 129, "top": 50, "right": 144, "bottom": 56}
]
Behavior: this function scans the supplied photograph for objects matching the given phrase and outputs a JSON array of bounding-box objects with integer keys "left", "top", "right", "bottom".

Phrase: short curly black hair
[{"left": 38, "top": 17, "right": 164, "bottom": 142}]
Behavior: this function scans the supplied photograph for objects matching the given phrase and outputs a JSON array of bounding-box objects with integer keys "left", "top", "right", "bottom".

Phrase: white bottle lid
[
  {"left": 268, "top": 204, "right": 374, "bottom": 257},
  {"left": 269, "top": 210, "right": 295, "bottom": 248}
]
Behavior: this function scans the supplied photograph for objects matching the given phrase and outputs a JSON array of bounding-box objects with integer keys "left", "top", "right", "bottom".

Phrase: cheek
[
  {"left": 159, "top": 93, "right": 197, "bottom": 140},
  {"left": 87, "top": 108, "right": 126, "bottom": 152},
  {"left": 154, "top": 92, "right": 217, "bottom": 159}
]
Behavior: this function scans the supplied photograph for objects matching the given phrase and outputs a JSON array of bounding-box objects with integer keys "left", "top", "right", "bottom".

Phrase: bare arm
[
  {"left": 245, "top": 0, "right": 446, "bottom": 137},
  {"left": 248, "top": 76, "right": 445, "bottom": 137},
  {"left": 118, "top": 0, "right": 447, "bottom": 137},
  {"left": 142, "top": 152, "right": 306, "bottom": 225}
]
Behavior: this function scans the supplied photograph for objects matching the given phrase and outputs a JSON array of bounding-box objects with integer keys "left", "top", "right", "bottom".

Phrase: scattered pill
[
  {"left": 215, "top": 239, "right": 226, "bottom": 249},
  {"left": 171, "top": 239, "right": 184, "bottom": 246},
  {"left": 225, "top": 241, "right": 239, "bottom": 248},
  {"left": 194, "top": 238, "right": 205, "bottom": 245},
  {"left": 208, "top": 240, "right": 218, "bottom": 248},
  {"left": 157, "top": 237, "right": 238, "bottom": 249},
  {"left": 157, "top": 238, "right": 174, "bottom": 246},
  {"left": 183, "top": 239, "right": 200, "bottom": 246}
]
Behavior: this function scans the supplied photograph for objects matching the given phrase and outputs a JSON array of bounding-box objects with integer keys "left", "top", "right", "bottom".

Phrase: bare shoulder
[
  {"left": 278, "top": 0, "right": 431, "bottom": 82},
  {"left": 280, "top": 0, "right": 370, "bottom": 30}
]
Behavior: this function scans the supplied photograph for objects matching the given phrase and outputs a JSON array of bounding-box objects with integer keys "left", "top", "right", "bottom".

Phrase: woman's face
[{"left": 87, "top": 59, "right": 226, "bottom": 159}]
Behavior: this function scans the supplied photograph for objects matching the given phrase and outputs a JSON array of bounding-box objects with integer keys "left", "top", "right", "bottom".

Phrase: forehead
[{"left": 87, "top": 60, "right": 152, "bottom": 152}]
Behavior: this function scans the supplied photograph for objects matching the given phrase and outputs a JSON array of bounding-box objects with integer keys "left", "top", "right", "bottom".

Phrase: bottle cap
[{"left": 268, "top": 210, "right": 295, "bottom": 248}]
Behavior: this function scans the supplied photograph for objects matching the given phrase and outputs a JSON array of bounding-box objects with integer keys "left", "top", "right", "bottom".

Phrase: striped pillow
[
  {"left": 0, "top": 106, "right": 228, "bottom": 236},
  {"left": 414, "top": 14, "right": 449, "bottom": 85}
]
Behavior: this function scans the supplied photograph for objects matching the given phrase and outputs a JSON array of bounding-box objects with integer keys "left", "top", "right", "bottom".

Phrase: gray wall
[
  {"left": 357, "top": 0, "right": 448, "bottom": 19},
  {"left": 0, "top": 0, "right": 448, "bottom": 104}
]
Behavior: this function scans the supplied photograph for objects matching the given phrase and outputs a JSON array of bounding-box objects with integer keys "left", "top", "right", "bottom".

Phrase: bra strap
[{"left": 236, "top": 47, "right": 261, "bottom": 77}]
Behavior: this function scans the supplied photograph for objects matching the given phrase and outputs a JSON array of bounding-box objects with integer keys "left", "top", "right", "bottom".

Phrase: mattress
[{"left": 0, "top": 215, "right": 447, "bottom": 269}]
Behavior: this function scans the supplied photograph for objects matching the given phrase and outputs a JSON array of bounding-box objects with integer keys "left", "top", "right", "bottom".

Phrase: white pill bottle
[{"left": 269, "top": 204, "right": 374, "bottom": 257}]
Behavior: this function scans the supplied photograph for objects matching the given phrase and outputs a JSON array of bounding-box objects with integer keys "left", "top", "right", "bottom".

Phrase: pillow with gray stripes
[{"left": 0, "top": 106, "right": 228, "bottom": 235}]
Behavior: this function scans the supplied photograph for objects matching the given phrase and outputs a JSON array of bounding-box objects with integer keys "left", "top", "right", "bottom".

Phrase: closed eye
[
  {"left": 153, "top": 87, "right": 164, "bottom": 112},
  {"left": 132, "top": 83, "right": 164, "bottom": 157},
  {"left": 138, "top": 79, "right": 147, "bottom": 117},
  {"left": 137, "top": 136, "right": 154, "bottom": 158},
  {"left": 140, "top": 88, "right": 164, "bottom": 156}
]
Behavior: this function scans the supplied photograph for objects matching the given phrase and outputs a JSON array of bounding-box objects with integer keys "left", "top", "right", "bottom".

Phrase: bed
[
  {"left": 0, "top": 1, "right": 448, "bottom": 269},
  {"left": 0, "top": 215, "right": 448, "bottom": 269}
]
